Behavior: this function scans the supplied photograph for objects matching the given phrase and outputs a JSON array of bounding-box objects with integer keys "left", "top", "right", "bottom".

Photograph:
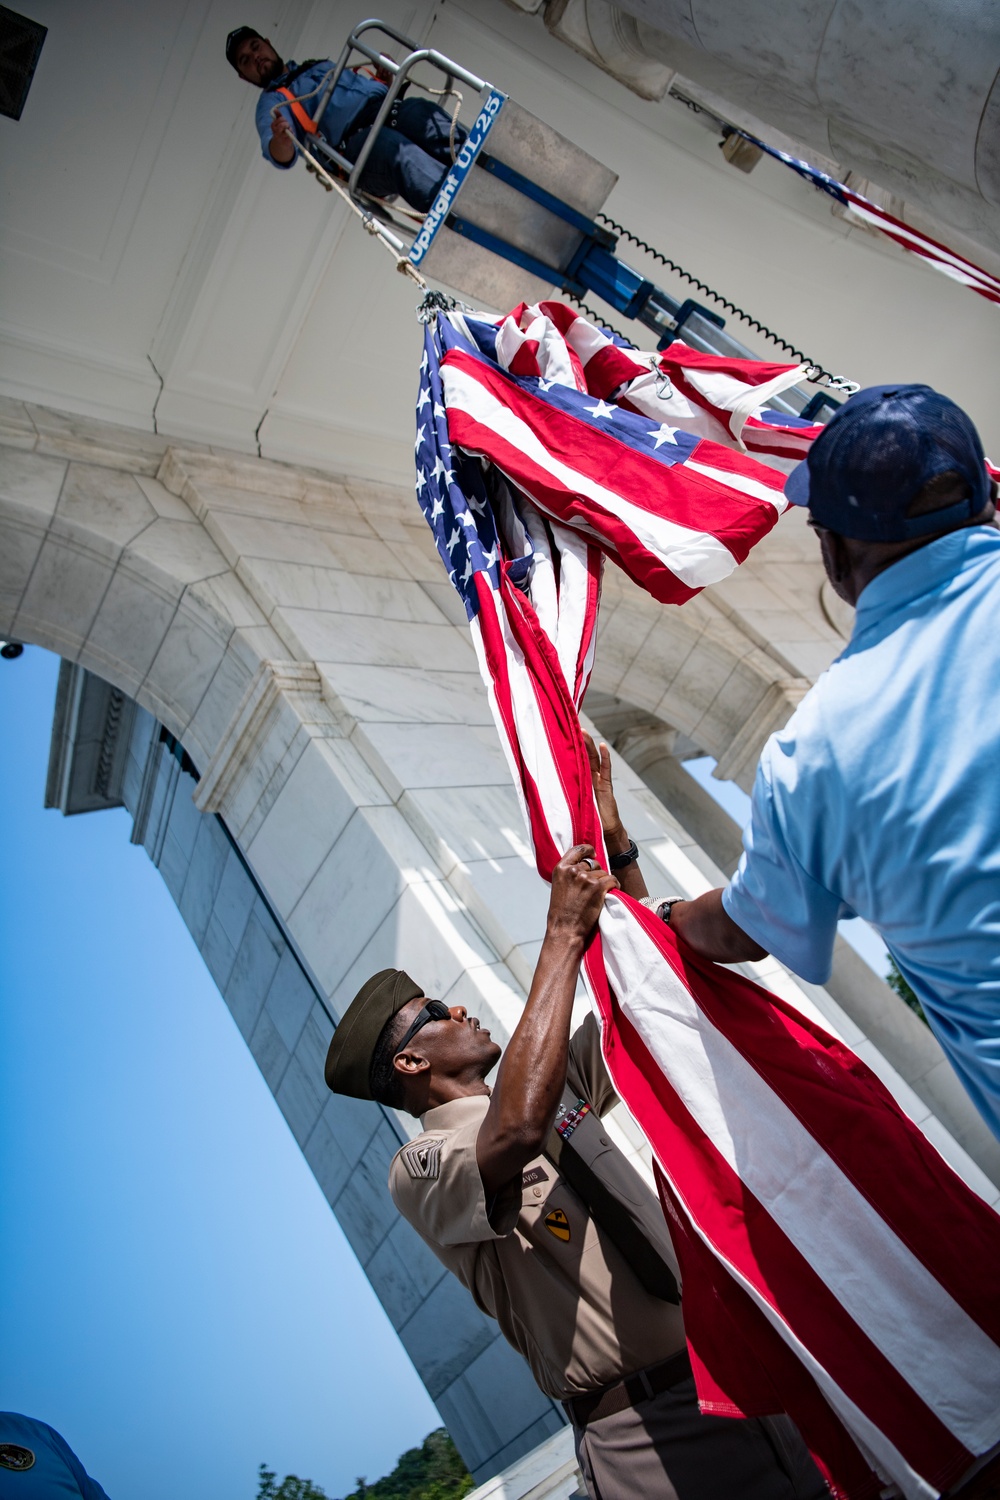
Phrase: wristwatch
[{"left": 608, "top": 837, "right": 640, "bottom": 870}]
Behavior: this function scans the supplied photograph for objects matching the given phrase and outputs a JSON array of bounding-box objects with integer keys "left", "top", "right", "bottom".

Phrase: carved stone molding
[
  {"left": 194, "top": 659, "right": 331, "bottom": 817},
  {"left": 713, "top": 677, "right": 809, "bottom": 791}
]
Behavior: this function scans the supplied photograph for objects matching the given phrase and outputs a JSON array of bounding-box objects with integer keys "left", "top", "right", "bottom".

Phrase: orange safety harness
[
  {"left": 275, "top": 63, "right": 395, "bottom": 139},
  {"left": 275, "top": 85, "right": 318, "bottom": 135}
]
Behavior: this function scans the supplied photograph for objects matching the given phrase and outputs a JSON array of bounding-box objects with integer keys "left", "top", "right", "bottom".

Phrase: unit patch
[
  {"left": 0, "top": 1445, "right": 35, "bottom": 1471},
  {"left": 544, "top": 1208, "right": 571, "bottom": 1242},
  {"left": 522, "top": 1165, "right": 549, "bottom": 1188},
  {"left": 398, "top": 1138, "right": 443, "bottom": 1180}
]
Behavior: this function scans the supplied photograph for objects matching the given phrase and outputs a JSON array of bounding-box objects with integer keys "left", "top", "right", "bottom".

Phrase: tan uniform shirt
[{"left": 388, "top": 1015, "right": 686, "bottom": 1401}]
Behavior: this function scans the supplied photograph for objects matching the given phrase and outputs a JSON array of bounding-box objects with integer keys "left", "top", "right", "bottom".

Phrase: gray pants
[{"left": 571, "top": 1375, "right": 827, "bottom": 1500}]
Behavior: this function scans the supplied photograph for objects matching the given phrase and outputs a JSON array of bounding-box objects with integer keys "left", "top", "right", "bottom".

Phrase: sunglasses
[{"left": 395, "top": 998, "right": 453, "bottom": 1056}]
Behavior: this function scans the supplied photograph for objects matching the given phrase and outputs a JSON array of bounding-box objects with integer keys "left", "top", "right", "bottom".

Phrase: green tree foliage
[
  {"left": 257, "top": 1464, "right": 330, "bottom": 1500},
  {"left": 343, "top": 1428, "right": 474, "bottom": 1500},
  {"left": 258, "top": 1429, "right": 474, "bottom": 1500},
  {"left": 885, "top": 956, "right": 927, "bottom": 1025}
]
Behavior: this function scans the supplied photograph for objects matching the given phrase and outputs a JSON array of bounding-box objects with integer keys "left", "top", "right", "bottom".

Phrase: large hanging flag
[
  {"left": 734, "top": 131, "right": 1000, "bottom": 309},
  {"left": 414, "top": 300, "right": 1000, "bottom": 1500}
]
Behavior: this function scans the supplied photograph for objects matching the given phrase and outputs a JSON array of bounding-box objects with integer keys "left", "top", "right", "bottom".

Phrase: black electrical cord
[{"left": 597, "top": 211, "right": 847, "bottom": 387}]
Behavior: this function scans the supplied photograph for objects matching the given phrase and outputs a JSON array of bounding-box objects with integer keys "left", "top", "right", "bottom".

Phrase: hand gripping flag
[{"left": 414, "top": 300, "right": 1000, "bottom": 1500}]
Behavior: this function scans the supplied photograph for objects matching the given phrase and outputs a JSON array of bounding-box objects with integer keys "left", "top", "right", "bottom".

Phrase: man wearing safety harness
[
  {"left": 226, "top": 27, "right": 465, "bottom": 212},
  {"left": 325, "top": 736, "right": 826, "bottom": 1500}
]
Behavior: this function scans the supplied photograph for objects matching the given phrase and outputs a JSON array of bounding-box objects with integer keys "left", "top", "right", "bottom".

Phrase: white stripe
[
  {"left": 545, "top": 517, "right": 593, "bottom": 696},
  {"left": 596, "top": 898, "right": 1000, "bottom": 1452},
  {"left": 677, "top": 364, "right": 810, "bottom": 449},
  {"left": 496, "top": 310, "right": 581, "bottom": 389},
  {"left": 471, "top": 589, "right": 577, "bottom": 853},
  {"left": 686, "top": 457, "right": 788, "bottom": 511},
  {"left": 468, "top": 612, "right": 537, "bottom": 857},
  {"left": 843, "top": 198, "right": 1000, "bottom": 288},
  {"left": 842, "top": 202, "right": 1000, "bottom": 296},
  {"left": 723, "top": 365, "right": 812, "bottom": 447},
  {"left": 675, "top": 1213, "right": 941, "bottom": 1500},
  {"left": 445, "top": 365, "right": 741, "bottom": 588}
]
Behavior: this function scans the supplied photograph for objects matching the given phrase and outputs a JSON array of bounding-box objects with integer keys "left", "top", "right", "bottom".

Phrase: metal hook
[{"left": 650, "top": 358, "right": 675, "bottom": 401}]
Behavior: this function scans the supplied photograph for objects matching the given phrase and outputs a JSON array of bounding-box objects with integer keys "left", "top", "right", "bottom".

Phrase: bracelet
[
  {"left": 608, "top": 837, "right": 640, "bottom": 870},
  {"left": 659, "top": 898, "right": 683, "bottom": 924}
]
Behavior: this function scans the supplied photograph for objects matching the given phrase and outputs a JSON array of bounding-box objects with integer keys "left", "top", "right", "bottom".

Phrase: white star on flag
[
  {"left": 416, "top": 386, "right": 431, "bottom": 412},
  {"left": 414, "top": 425, "right": 426, "bottom": 452},
  {"left": 429, "top": 494, "right": 445, "bottom": 519},
  {"left": 586, "top": 399, "right": 616, "bottom": 420},
  {"left": 446, "top": 526, "right": 461, "bottom": 553},
  {"left": 648, "top": 423, "right": 679, "bottom": 449},
  {"left": 431, "top": 455, "right": 447, "bottom": 482},
  {"left": 415, "top": 471, "right": 427, "bottom": 494}
]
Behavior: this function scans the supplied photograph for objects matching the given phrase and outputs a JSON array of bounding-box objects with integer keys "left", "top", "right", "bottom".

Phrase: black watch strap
[{"left": 608, "top": 838, "right": 639, "bottom": 870}]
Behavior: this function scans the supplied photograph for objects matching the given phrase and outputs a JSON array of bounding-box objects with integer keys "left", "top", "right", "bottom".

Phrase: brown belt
[{"left": 564, "top": 1349, "right": 692, "bottom": 1428}]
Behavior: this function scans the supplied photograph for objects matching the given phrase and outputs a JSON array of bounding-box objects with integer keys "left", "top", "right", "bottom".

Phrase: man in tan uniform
[{"left": 325, "top": 744, "right": 826, "bottom": 1500}]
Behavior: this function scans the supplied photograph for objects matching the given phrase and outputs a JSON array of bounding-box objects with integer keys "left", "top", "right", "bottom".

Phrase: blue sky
[{"left": 0, "top": 649, "right": 438, "bottom": 1500}]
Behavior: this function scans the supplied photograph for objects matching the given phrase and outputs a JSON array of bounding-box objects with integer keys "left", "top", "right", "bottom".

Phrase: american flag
[
  {"left": 415, "top": 301, "right": 1000, "bottom": 1500},
  {"left": 736, "top": 132, "right": 1000, "bottom": 308}
]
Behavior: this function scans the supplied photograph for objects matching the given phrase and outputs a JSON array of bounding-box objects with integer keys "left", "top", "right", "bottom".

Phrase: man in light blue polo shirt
[
  {"left": 666, "top": 385, "right": 1000, "bottom": 1138},
  {"left": 225, "top": 27, "right": 465, "bottom": 213}
]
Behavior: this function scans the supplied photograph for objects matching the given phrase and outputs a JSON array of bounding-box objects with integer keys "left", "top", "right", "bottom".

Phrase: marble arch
[{"left": 4, "top": 400, "right": 999, "bottom": 1484}]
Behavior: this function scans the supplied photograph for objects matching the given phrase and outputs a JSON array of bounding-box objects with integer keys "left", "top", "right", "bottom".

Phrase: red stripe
[
  {"left": 658, "top": 342, "right": 802, "bottom": 389},
  {"left": 444, "top": 362, "right": 783, "bottom": 594},
  {"left": 840, "top": 192, "right": 1000, "bottom": 302},
  {"left": 656, "top": 1162, "right": 882, "bottom": 1500},
  {"left": 449, "top": 404, "right": 702, "bottom": 604},
  {"left": 508, "top": 339, "right": 542, "bottom": 378},
  {"left": 582, "top": 912, "right": 975, "bottom": 1493},
  {"left": 473, "top": 576, "right": 562, "bottom": 876},
  {"left": 671, "top": 943, "right": 1000, "bottom": 1336},
  {"left": 572, "top": 544, "right": 603, "bottom": 703},
  {"left": 583, "top": 342, "right": 648, "bottom": 399},
  {"left": 528, "top": 301, "right": 648, "bottom": 394},
  {"left": 497, "top": 570, "right": 604, "bottom": 857}
]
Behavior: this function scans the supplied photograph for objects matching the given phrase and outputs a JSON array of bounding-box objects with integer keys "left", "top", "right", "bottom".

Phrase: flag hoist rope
[
  {"left": 271, "top": 77, "right": 429, "bottom": 288},
  {"left": 292, "top": 135, "right": 428, "bottom": 287}
]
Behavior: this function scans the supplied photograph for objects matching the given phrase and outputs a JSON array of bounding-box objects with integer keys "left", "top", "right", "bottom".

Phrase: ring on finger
[{"left": 582, "top": 857, "right": 599, "bottom": 871}]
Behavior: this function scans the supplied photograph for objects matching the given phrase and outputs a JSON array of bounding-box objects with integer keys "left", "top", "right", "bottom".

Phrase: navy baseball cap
[
  {"left": 785, "top": 384, "right": 989, "bottom": 542},
  {"left": 225, "top": 25, "right": 262, "bottom": 70}
]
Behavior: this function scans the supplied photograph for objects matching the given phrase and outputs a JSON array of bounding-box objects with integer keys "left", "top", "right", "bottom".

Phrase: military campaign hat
[{"left": 325, "top": 968, "right": 424, "bottom": 1099}]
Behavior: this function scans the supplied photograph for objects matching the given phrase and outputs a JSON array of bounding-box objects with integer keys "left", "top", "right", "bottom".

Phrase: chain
[{"left": 597, "top": 213, "right": 857, "bottom": 391}]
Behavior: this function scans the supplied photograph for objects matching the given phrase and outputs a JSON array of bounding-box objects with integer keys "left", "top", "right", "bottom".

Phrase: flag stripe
[
  {"left": 583, "top": 914, "right": 977, "bottom": 1494},
  {"left": 593, "top": 900, "right": 1000, "bottom": 1449},
  {"left": 443, "top": 360, "right": 780, "bottom": 593}
]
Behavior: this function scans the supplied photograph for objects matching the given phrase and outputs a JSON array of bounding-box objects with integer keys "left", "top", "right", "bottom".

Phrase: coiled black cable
[{"left": 597, "top": 212, "right": 851, "bottom": 388}]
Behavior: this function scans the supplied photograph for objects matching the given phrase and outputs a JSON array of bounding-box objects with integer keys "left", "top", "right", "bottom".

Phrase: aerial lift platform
[{"left": 286, "top": 21, "right": 852, "bottom": 420}]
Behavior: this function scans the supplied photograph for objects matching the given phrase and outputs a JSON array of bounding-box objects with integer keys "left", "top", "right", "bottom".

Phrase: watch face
[{"left": 0, "top": 1444, "right": 36, "bottom": 1470}]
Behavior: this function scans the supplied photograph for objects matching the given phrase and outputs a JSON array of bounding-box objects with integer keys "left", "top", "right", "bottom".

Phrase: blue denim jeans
[{"left": 341, "top": 97, "right": 467, "bottom": 211}]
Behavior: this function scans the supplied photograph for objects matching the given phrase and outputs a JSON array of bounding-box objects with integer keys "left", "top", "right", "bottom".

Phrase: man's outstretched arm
[
  {"left": 667, "top": 889, "right": 767, "bottom": 963},
  {"left": 476, "top": 846, "right": 617, "bottom": 1201},
  {"left": 269, "top": 111, "right": 295, "bottom": 164}
]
